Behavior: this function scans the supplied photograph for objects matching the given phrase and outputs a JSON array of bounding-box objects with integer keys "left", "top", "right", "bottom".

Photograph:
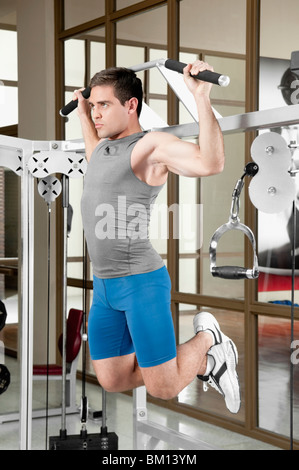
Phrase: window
[
  {"left": 0, "top": 28, "right": 18, "bottom": 128},
  {"left": 56, "top": 0, "right": 299, "bottom": 448},
  {"left": 64, "top": 0, "right": 105, "bottom": 30}
]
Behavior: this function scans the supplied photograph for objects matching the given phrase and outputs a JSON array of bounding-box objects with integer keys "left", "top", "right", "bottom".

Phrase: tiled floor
[
  {"left": 0, "top": 291, "right": 287, "bottom": 451},
  {"left": 0, "top": 356, "right": 279, "bottom": 451}
]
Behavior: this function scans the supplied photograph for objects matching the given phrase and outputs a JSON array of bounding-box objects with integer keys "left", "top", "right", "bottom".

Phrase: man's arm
[
  {"left": 149, "top": 61, "right": 225, "bottom": 177},
  {"left": 74, "top": 89, "right": 100, "bottom": 162}
]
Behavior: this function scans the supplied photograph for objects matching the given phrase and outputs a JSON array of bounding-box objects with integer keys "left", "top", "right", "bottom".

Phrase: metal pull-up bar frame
[{"left": 1, "top": 58, "right": 299, "bottom": 450}]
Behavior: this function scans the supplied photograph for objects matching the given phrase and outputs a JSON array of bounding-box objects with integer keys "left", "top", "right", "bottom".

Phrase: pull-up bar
[{"left": 59, "top": 58, "right": 230, "bottom": 117}]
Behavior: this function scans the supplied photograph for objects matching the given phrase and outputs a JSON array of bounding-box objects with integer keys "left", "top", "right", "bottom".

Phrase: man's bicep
[{"left": 152, "top": 138, "right": 203, "bottom": 177}]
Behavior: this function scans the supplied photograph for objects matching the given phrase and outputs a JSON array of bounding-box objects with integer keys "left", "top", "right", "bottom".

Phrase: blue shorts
[{"left": 88, "top": 266, "right": 177, "bottom": 368}]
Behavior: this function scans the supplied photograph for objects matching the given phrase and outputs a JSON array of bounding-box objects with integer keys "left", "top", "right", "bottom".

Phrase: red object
[
  {"left": 258, "top": 272, "right": 299, "bottom": 292},
  {"left": 33, "top": 308, "right": 83, "bottom": 376}
]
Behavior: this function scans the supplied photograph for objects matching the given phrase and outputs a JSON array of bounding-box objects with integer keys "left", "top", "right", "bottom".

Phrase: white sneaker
[
  {"left": 194, "top": 311, "right": 241, "bottom": 414},
  {"left": 201, "top": 341, "right": 241, "bottom": 414},
  {"left": 193, "top": 311, "right": 230, "bottom": 345}
]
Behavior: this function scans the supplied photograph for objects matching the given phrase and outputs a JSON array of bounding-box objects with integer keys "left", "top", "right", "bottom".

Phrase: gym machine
[{"left": 0, "top": 57, "right": 299, "bottom": 450}]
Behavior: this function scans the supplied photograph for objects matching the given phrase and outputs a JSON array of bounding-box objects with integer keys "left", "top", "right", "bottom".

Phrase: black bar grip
[
  {"left": 211, "top": 266, "right": 249, "bottom": 280},
  {"left": 60, "top": 86, "right": 91, "bottom": 117},
  {"left": 164, "top": 59, "right": 230, "bottom": 87}
]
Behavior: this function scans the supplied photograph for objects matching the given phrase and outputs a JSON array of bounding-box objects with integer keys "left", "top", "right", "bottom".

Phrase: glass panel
[
  {"left": 149, "top": 184, "right": 168, "bottom": 258},
  {"left": 0, "top": 168, "right": 20, "bottom": 449},
  {"left": 116, "top": 44, "right": 145, "bottom": 83},
  {"left": 202, "top": 131, "right": 246, "bottom": 300},
  {"left": 258, "top": 315, "right": 299, "bottom": 439},
  {"left": 204, "top": 55, "right": 246, "bottom": 103},
  {"left": 178, "top": 305, "right": 245, "bottom": 423},
  {"left": 0, "top": 86, "right": 18, "bottom": 127},
  {"left": 259, "top": 57, "right": 289, "bottom": 111},
  {"left": 67, "top": 178, "right": 84, "bottom": 281},
  {"left": 149, "top": 48, "right": 167, "bottom": 95},
  {"left": 179, "top": 52, "right": 199, "bottom": 65},
  {"left": 64, "top": 0, "right": 105, "bottom": 30},
  {"left": 178, "top": 176, "right": 200, "bottom": 295},
  {"left": 116, "top": 5, "right": 168, "bottom": 258},
  {"left": 63, "top": 29, "right": 105, "bottom": 328},
  {"left": 0, "top": 6, "right": 16, "bottom": 26},
  {"left": 180, "top": 0, "right": 246, "bottom": 55},
  {"left": 116, "top": 0, "right": 139, "bottom": 8},
  {"left": 0, "top": 30, "right": 18, "bottom": 81},
  {"left": 64, "top": 39, "right": 85, "bottom": 87},
  {"left": 64, "top": 91, "right": 83, "bottom": 140},
  {"left": 64, "top": 31, "right": 106, "bottom": 139},
  {"left": 179, "top": 3, "right": 247, "bottom": 302},
  {"left": 257, "top": 207, "right": 297, "bottom": 304},
  {"left": 260, "top": 0, "right": 299, "bottom": 61},
  {"left": 116, "top": 5, "right": 167, "bottom": 47},
  {"left": 0, "top": 28, "right": 18, "bottom": 128},
  {"left": 258, "top": 0, "right": 299, "bottom": 304},
  {"left": 90, "top": 40, "right": 106, "bottom": 78},
  {"left": 178, "top": 129, "right": 246, "bottom": 299},
  {"left": 67, "top": 286, "right": 84, "bottom": 313},
  {"left": 148, "top": 98, "right": 167, "bottom": 124},
  {"left": 67, "top": 285, "right": 94, "bottom": 376}
]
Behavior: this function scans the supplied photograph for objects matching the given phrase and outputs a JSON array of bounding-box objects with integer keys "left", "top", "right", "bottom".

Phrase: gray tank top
[{"left": 81, "top": 131, "right": 165, "bottom": 278}]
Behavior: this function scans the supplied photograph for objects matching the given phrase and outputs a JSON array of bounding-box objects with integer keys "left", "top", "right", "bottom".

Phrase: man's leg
[
  {"left": 91, "top": 353, "right": 144, "bottom": 393},
  {"left": 89, "top": 271, "right": 240, "bottom": 413},
  {"left": 91, "top": 311, "right": 240, "bottom": 414},
  {"left": 140, "top": 331, "right": 213, "bottom": 400},
  {"left": 91, "top": 330, "right": 213, "bottom": 398}
]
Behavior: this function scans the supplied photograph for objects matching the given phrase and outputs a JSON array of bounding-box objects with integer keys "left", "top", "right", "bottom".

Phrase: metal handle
[
  {"left": 209, "top": 221, "right": 259, "bottom": 280},
  {"left": 164, "top": 59, "right": 230, "bottom": 87},
  {"left": 211, "top": 266, "right": 258, "bottom": 280}
]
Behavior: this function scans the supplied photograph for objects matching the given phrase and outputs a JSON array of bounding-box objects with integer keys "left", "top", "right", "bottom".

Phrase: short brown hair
[{"left": 90, "top": 67, "right": 143, "bottom": 117}]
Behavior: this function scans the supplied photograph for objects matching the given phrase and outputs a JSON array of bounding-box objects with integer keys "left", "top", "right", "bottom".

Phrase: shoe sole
[{"left": 209, "top": 340, "right": 241, "bottom": 414}]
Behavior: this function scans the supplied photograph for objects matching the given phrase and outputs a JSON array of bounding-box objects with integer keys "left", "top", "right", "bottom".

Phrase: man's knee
[
  {"left": 145, "top": 381, "right": 177, "bottom": 400},
  {"left": 141, "top": 358, "right": 179, "bottom": 400},
  {"left": 98, "top": 375, "right": 120, "bottom": 393},
  {"left": 143, "top": 368, "right": 178, "bottom": 400},
  {"left": 92, "top": 362, "right": 125, "bottom": 393}
]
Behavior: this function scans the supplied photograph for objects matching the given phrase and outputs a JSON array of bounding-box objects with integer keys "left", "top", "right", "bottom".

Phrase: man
[{"left": 75, "top": 60, "right": 240, "bottom": 414}]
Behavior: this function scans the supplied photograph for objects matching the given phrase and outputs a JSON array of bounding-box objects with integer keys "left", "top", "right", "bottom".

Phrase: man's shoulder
[{"left": 140, "top": 130, "right": 177, "bottom": 146}]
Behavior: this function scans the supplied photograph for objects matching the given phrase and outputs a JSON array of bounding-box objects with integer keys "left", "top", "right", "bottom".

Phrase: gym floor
[
  {"left": 0, "top": 352, "right": 279, "bottom": 451},
  {"left": 0, "top": 289, "right": 295, "bottom": 450}
]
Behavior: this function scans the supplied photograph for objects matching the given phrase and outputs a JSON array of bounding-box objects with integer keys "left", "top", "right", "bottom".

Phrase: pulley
[
  {"left": 249, "top": 132, "right": 296, "bottom": 213},
  {"left": 37, "top": 175, "right": 62, "bottom": 205}
]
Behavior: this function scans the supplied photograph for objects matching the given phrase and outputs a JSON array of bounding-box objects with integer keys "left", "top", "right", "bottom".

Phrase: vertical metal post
[
  {"left": 19, "top": 141, "right": 35, "bottom": 450},
  {"left": 133, "top": 386, "right": 148, "bottom": 450},
  {"left": 60, "top": 175, "right": 69, "bottom": 435}
]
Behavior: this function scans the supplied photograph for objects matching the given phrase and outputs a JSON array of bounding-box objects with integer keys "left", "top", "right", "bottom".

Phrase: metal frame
[
  {"left": 1, "top": 58, "right": 299, "bottom": 450},
  {"left": 0, "top": 135, "right": 85, "bottom": 449},
  {"left": 133, "top": 386, "right": 216, "bottom": 450}
]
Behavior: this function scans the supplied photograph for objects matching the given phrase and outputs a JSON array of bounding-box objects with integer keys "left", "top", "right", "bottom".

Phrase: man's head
[{"left": 90, "top": 67, "right": 143, "bottom": 117}]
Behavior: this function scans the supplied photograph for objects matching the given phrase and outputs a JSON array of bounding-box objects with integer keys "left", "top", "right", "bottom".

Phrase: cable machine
[{"left": 0, "top": 58, "right": 298, "bottom": 450}]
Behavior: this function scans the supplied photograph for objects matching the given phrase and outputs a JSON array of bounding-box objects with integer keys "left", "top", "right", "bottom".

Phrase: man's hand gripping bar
[{"left": 59, "top": 59, "right": 230, "bottom": 117}]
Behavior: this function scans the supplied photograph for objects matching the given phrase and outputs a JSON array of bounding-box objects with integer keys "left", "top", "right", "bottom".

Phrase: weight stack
[
  {"left": 50, "top": 389, "right": 118, "bottom": 450},
  {"left": 49, "top": 428, "right": 118, "bottom": 451}
]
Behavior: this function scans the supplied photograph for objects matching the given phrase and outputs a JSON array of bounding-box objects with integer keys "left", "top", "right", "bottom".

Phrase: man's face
[{"left": 89, "top": 85, "right": 130, "bottom": 140}]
